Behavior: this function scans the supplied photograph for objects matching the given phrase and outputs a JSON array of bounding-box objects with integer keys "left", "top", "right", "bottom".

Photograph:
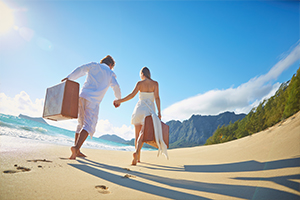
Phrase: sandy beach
[{"left": 1, "top": 111, "right": 300, "bottom": 200}]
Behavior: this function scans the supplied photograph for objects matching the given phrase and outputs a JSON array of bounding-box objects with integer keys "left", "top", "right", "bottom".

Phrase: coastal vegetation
[
  {"left": 205, "top": 67, "right": 300, "bottom": 145},
  {"left": 166, "top": 112, "right": 245, "bottom": 148}
]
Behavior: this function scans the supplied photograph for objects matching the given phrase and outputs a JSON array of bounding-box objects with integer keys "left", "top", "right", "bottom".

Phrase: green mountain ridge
[
  {"left": 167, "top": 111, "right": 246, "bottom": 148},
  {"left": 100, "top": 111, "right": 246, "bottom": 149},
  {"left": 206, "top": 67, "right": 300, "bottom": 145}
]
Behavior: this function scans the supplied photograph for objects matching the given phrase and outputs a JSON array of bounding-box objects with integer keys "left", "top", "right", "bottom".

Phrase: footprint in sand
[
  {"left": 27, "top": 159, "right": 52, "bottom": 163},
  {"left": 95, "top": 185, "right": 110, "bottom": 194},
  {"left": 16, "top": 166, "right": 31, "bottom": 172},
  {"left": 3, "top": 170, "right": 18, "bottom": 174},
  {"left": 123, "top": 174, "right": 136, "bottom": 178},
  {"left": 3, "top": 165, "right": 31, "bottom": 174}
]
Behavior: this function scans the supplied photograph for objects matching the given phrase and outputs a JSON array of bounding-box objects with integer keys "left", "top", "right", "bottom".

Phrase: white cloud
[
  {"left": 162, "top": 41, "right": 300, "bottom": 122},
  {"left": 94, "top": 119, "right": 134, "bottom": 140},
  {"left": 0, "top": 91, "right": 43, "bottom": 117},
  {"left": 0, "top": 91, "right": 134, "bottom": 140}
]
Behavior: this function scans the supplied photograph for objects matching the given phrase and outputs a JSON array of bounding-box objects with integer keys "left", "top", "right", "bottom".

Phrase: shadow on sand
[
  {"left": 69, "top": 159, "right": 209, "bottom": 200},
  {"left": 184, "top": 157, "right": 300, "bottom": 173},
  {"left": 69, "top": 157, "right": 300, "bottom": 200}
]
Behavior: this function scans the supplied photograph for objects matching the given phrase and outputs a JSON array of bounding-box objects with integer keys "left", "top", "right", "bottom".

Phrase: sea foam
[{"left": 0, "top": 113, "right": 136, "bottom": 151}]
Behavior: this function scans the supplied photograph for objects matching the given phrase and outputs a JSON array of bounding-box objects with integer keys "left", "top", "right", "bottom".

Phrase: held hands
[{"left": 113, "top": 100, "right": 121, "bottom": 108}]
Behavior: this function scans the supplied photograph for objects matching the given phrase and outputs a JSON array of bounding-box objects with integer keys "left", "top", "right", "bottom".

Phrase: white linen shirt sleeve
[
  {"left": 110, "top": 73, "right": 121, "bottom": 99},
  {"left": 66, "top": 63, "right": 90, "bottom": 81}
]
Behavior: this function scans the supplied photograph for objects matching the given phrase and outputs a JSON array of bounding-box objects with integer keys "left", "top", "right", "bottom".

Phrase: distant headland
[{"left": 18, "top": 114, "right": 49, "bottom": 125}]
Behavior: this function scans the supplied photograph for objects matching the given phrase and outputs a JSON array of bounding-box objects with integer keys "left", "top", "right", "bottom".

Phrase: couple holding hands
[{"left": 63, "top": 55, "right": 168, "bottom": 165}]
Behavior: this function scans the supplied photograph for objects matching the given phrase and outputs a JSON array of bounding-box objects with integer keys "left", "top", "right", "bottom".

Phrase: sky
[{"left": 0, "top": 0, "right": 299, "bottom": 140}]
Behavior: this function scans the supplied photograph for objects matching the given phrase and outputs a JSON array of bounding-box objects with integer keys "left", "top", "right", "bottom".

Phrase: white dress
[
  {"left": 131, "top": 92, "right": 156, "bottom": 125},
  {"left": 131, "top": 92, "right": 169, "bottom": 159}
]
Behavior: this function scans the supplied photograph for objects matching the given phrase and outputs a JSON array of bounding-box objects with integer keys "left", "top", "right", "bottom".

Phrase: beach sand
[{"left": 1, "top": 111, "right": 300, "bottom": 200}]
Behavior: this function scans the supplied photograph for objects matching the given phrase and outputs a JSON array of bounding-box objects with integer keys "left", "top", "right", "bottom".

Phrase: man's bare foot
[
  {"left": 77, "top": 151, "right": 87, "bottom": 157},
  {"left": 69, "top": 147, "right": 78, "bottom": 160},
  {"left": 131, "top": 153, "right": 138, "bottom": 165}
]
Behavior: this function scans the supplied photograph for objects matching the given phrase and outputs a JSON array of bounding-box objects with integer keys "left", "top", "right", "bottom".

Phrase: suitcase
[
  {"left": 142, "top": 115, "right": 169, "bottom": 148},
  {"left": 43, "top": 80, "right": 79, "bottom": 121}
]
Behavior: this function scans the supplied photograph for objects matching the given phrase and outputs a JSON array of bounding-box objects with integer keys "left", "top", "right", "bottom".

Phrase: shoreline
[{"left": 1, "top": 111, "right": 300, "bottom": 199}]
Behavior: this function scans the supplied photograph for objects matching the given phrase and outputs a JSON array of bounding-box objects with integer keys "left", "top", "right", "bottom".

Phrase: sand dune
[{"left": 1, "top": 111, "right": 299, "bottom": 199}]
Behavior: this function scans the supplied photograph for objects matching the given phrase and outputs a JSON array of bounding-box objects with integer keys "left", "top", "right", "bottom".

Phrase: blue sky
[{"left": 0, "top": 0, "right": 299, "bottom": 140}]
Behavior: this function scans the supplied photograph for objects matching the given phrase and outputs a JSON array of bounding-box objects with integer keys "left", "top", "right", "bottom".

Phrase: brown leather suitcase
[
  {"left": 142, "top": 115, "right": 169, "bottom": 148},
  {"left": 43, "top": 80, "right": 79, "bottom": 121}
]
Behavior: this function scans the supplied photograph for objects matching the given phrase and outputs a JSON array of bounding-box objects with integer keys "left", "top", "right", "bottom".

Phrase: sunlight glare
[{"left": 0, "top": 1, "right": 14, "bottom": 35}]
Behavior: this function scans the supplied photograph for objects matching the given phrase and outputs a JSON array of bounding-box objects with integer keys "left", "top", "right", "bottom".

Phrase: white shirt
[{"left": 66, "top": 62, "right": 121, "bottom": 103}]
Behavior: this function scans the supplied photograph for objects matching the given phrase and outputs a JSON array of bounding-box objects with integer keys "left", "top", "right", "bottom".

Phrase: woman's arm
[
  {"left": 154, "top": 82, "right": 161, "bottom": 119},
  {"left": 114, "top": 82, "right": 140, "bottom": 106}
]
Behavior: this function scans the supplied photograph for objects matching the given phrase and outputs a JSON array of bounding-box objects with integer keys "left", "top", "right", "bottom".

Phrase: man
[{"left": 62, "top": 55, "right": 121, "bottom": 159}]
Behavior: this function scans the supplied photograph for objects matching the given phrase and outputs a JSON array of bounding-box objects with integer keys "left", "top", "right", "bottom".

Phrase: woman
[{"left": 114, "top": 67, "right": 168, "bottom": 165}]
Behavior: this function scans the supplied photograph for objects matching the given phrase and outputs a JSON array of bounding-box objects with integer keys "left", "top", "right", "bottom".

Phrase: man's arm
[
  {"left": 111, "top": 74, "right": 121, "bottom": 99},
  {"left": 62, "top": 63, "right": 90, "bottom": 82}
]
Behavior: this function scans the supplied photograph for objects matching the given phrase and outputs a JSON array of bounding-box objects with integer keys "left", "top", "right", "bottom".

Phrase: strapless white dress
[
  {"left": 131, "top": 92, "right": 168, "bottom": 159},
  {"left": 131, "top": 92, "right": 156, "bottom": 125}
]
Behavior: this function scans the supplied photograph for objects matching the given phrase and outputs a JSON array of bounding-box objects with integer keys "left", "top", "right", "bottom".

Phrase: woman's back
[{"left": 138, "top": 79, "right": 158, "bottom": 93}]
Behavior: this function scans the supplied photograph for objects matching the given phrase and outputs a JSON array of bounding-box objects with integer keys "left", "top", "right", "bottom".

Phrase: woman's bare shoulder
[
  {"left": 134, "top": 81, "right": 142, "bottom": 89},
  {"left": 152, "top": 80, "right": 159, "bottom": 86}
]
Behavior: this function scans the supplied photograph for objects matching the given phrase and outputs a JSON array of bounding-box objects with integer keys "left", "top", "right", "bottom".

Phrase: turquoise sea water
[{"left": 0, "top": 113, "right": 137, "bottom": 151}]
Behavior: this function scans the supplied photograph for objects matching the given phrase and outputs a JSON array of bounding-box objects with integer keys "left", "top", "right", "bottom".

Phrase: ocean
[{"left": 0, "top": 113, "right": 138, "bottom": 151}]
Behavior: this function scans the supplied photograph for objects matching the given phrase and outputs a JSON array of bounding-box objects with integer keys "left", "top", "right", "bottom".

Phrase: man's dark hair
[{"left": 100, "top": 55, "right": 115, "bottom": 67}]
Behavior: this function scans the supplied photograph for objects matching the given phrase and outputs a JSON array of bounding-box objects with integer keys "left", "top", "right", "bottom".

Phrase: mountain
[
  {"left": 99, "top": 112, "right": 246, "bottom": 149},
  {"left": 19, "top": 114, "right": 49, "bottom": 125},
  {"left": 167, "top": 111, "right": 246, "bottom": 148},
  {"left": 99, "top": 134, "right": 127, "bottom": 144},
  {"left": 99, "top": 134, "right": 156, "bottom": 149}
]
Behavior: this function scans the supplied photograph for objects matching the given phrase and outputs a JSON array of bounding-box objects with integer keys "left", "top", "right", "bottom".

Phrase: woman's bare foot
[
  {"left": 69, "top": 147, "right": 78, "bottom": 160},
  {"left": 131, "top": 153, "right": 138, "bottom": 165},
  {"left": 77, "top": 151, "right": 87, "bottom": 157}
]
